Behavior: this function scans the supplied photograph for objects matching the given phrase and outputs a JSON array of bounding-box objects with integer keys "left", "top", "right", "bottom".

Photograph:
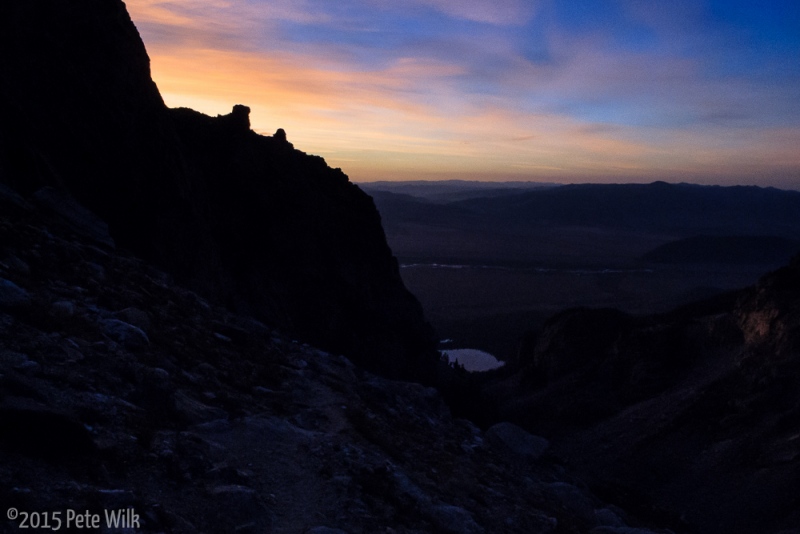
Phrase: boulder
[
  {"left": 101, "top": 318, "right": 149, "bottom": 350},
  {"left": 485, "top": 422, "right": 549, "bottom": 461},
  {"left": 428, "top": 504, "right": 484, "bottom": 534},
  {"left": 0, "top": 278, "right": 31, "bottom": 309}
]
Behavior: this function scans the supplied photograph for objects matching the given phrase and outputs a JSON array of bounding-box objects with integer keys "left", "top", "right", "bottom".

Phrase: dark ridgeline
[
  {"left": 0, "top": 0, "right": 436, "bottom": 379},
  {"left": 453, "top": 181, "right": 800, "bottom": 237},
  {"left": 370, "top": 180, "right": 800, "bottom": 240}
]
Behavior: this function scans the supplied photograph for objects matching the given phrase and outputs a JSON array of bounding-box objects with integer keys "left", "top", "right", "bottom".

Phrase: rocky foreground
[{"left": 0, "top": 186, "right": 674, "bottom": 533}]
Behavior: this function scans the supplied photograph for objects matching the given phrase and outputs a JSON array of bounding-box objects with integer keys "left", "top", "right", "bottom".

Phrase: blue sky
[{"left": 126, "top": 0, "right": 800, "bottom": 187}]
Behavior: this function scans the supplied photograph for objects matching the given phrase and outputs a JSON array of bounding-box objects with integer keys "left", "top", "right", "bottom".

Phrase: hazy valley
[{"left": 362, "top": 180, "right": 800, "bottom": 362}]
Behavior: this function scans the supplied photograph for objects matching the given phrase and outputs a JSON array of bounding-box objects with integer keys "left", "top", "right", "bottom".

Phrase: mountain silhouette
[{"left": 0, "top": 0, "right": 435, "bottom": 379}]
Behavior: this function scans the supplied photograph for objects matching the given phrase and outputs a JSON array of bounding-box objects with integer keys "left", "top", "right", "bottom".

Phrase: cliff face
[
  {"left": 0, "top": 0, "right": 190, "bottom": 236},
  {"left": 0, "top": 0, "right": 435, "bottom": 378},
  {"left": 168, "top": 106, "right": 436, "bottom": 377}
]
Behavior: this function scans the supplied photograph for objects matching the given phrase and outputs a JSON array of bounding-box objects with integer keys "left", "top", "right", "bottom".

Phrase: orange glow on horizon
[{"left": 125, "top": 0, "right": 800, "bottom": 188}]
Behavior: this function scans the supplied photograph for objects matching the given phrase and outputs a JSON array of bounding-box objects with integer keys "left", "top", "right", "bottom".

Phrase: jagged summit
[
  {"left": 223, "top": 104, "right": 252, "bottom": 130},
  {"left": 274, "top": 127, "right": 288, "bottom": 142}
]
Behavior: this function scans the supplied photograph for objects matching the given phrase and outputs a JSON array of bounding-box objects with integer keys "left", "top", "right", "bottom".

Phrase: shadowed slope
[{"left": 485, "top": 258, "right": 800, "bottom": 533}]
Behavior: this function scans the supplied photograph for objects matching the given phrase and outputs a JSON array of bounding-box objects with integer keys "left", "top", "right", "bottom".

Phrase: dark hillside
[
  {"left": 642, "top": 235, "right": 800, "bottom": 265},
  {"left": 483, "top": 257, "right": 800, "bottom": 533}
]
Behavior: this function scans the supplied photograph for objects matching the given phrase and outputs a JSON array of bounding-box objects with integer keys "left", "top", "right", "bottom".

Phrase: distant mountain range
[
  {"left": 360, "top": 179, "right": 557, "bottom": 203},
  {"left": 366, "top": 180, "right": 800, "bottom": 272},
  {"left": 367, "top": 180, "right": 800, "bottom": 238},
  {"left": 457, "top": 181, "right": 800, "bottom": 237}
]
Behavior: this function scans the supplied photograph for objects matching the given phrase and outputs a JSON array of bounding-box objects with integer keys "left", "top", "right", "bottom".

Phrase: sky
[{"left": 125, "top": 0, "right": 800, "bottom": 187}]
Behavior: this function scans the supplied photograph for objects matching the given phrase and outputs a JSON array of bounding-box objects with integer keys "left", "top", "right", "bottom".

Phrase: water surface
[{"left": 444, "top": 348, "right": 504, "bottom": 372}]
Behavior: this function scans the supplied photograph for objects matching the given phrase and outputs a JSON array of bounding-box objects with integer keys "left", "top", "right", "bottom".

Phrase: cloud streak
[{"left": 413, "top": 0, "right": 537, "bottom": 26}]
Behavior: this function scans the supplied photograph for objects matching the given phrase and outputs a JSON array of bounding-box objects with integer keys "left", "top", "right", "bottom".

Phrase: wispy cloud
[{"left": 412, "top": 0, "right": 537, "bottom": 26}]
